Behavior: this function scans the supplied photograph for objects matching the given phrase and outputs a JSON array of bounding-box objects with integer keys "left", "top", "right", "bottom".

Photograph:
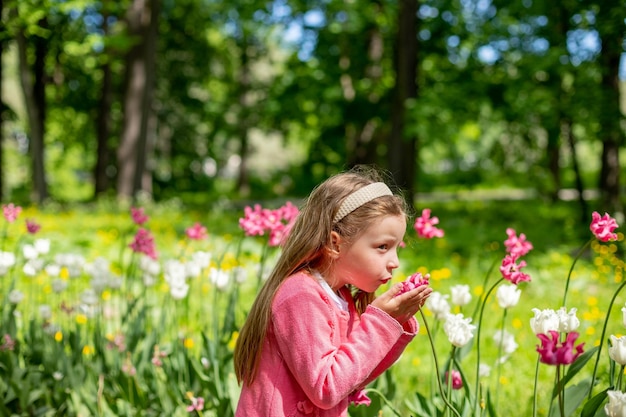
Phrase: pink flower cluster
[
  {"left": 445, "top": 369, "right": 463, "bottom": 390},
  {"left": 590, "top": 211, "right": 619, "bottom": 242},
  {"left": 414, "top": 208, "right": 444, "bottom": 239},
  {"left": 536, "top": 330, "right": 584, "bottom": 365},
  {"left": 129, "top": 228, "right": 157, "bottom": 259},
  {"left": 2, "top": 203, "right": 22, "bottom": 223},
  {"left": 396, "top": 272, "right": 430, "bottom": 296},
  {"left": 239, "top": 202, "right": 299, "bottom": 247},
  {"left": 128, "top": 207, "right": 158, "bottom": 259},
  {"left": 2, "top": 203, "right": 41, "bottom": 234},
  {"left": 185, "top": 222, "right": 208, "bottom": 240},
  {"left": 499, "top": 228, "right": 532, "bottom": 285}
]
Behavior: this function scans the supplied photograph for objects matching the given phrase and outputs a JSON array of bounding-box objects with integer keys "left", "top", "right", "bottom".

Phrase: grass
[{"left": 6, "top": 196, "right": 625, "bottom": 416}]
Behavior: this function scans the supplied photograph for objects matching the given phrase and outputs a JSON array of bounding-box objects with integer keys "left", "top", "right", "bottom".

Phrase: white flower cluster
[{"left": 604, "top": 304, "right": 626, "bottom": 416}]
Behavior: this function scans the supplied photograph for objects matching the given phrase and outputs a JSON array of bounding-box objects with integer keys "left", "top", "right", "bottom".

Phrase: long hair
[{"left": 233, "top": 166, "right": 408, "bottom": 385}]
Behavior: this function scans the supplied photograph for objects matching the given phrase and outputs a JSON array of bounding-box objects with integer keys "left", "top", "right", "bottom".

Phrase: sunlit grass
[{"left": 2, "top": 197, "right": 624, "bottom": 416}]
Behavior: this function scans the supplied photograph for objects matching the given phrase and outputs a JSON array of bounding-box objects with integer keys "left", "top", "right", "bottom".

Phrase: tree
[
  {"left": 116, "top": 0, "right": 159, "bottom": 200},
  {"left": 389, "top": 0, "right": 418, "bottom": 203},
  {"left": 595, "top": 0, "right": 624, "bottom": 215},
  {"left": 14, "top": 2, "right": 49, "bottom": 203}
]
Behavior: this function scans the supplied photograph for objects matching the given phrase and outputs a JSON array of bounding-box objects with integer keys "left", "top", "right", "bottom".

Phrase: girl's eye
[{"left": 378, "top": 244, "right": 388, "bottom": 250}]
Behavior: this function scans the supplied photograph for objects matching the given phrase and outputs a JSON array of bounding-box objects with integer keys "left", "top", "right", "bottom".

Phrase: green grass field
[{"left": 1, "top": 197, "right": 623, "bottom": 416}]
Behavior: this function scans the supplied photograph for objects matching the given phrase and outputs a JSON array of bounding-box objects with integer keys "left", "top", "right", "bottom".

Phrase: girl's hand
[{"left": 372, "top": 283, "right": 432, "bottom": 324}]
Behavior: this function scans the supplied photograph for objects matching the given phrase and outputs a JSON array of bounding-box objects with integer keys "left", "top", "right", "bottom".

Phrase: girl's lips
[{"left": 381, "top": 277, "right": 391, "bottom": 284}]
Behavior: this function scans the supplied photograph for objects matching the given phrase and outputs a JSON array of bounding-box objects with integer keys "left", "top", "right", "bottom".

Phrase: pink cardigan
[{"left": 235, "top": 271, "right": 418, "bottom": 417}]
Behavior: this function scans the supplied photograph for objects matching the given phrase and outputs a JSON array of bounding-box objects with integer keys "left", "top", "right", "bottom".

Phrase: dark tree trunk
[
  {"left": 15, "top": 11, "right": 48, "bottom": 203},
  {"left": 117, "top": 0, "right": 159, "bottom": 200},
  {"left": 388, "top": 0, "right": 418, "bottom": 205},
  {"left": 0, "top": 0, "right": 5, "bottom": 200},
  {"left": 94, "top": 1, "right": 114, "bottom": 197},
  {"left": 596, "top": 2, "right": 624, "bottom": 216}
]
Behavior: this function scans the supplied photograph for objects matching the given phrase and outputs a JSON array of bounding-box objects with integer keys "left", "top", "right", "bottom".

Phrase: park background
[{"left": 1, "top": 0, "right": 626, "bottom": 416}]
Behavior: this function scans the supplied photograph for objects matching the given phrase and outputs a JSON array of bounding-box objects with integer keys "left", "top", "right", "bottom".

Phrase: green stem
[
  {"left": 588, "top": 279, "right": 626, "bottom": 399},
  {"left": 557, "top": 365, "right": 564, "bottom": 417},
  {"left": 474, "top": 277, "right": 504, "bottom": 413},
  {"left": 494, "top": 309, "right": 508, "bottom": 411},
  {"left": 362, "top": 388, "right": 403, "bottom": 417},
  {"left": 446, "top": 347, "right": 456, "bottom": 417},
  {"left": 562, "top": 238, "right": 592, "bottom": 307},
  {"left": 532, "top": 355, "right": 540, "bottom": 417},
  {"left": 618, "top": 365, "right": 625, "bottom": 392},
  {"left": 419, "top": 309, "right": 461, "bottom": 417},
  {"left": 471, "top": 257, "right": 499, "bottom": 321}
]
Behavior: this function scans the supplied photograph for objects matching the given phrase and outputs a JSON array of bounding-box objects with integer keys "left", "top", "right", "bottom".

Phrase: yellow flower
[
  {"left": 54, "top": 331, "right": 63, "bottom": 342},
  {"left": 183, "top": 338, "right": 194, "bottom": 349},
  {"left": 228, "top": 331, "right": 239, "bottom": 350},
  {"left": 60, "top": 267, "right": 70, "bottom": 280},
  {"left": 473, "top": 285, "right": 484, "bottom": 297},
  {"left": 76, "top": 314, "right": 88, "bottom": 325},
  {"left": 82, "top": 345, "right": 94, "bottom": 356},
  {"left": 512, "top": 318, "right": 522, "bottom": 329},
  {"left": 102, "top": 290, "right": 111, "bottom": 301}
]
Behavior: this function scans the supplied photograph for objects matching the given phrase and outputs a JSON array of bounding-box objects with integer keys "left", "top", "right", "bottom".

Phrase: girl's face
[{"left": 330, "top": 214, "right": 406, "bottom": 292}]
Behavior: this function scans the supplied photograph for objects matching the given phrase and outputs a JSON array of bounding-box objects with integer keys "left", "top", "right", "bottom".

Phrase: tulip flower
[
  {"left": 555, "top": 307, "right": 580, "bottom": 332},
  {"left": 590, "top": 211, "right": 619, "bottom": 242},
  {"left": 496, "top": 283, "right": 521, "bottom": 309},
  {"left": 185, "top": 222, "right": 208, "bottom": 240},
  {"left": 504, "top": 227, "right": 533, "bottom": 257},
  {"left": 414, "top": 208, "right": 445, "bottom": 239},
  {"left": 609, "top": 335, "right": 626, "bottom": 366},
  {"left": 499, "top": 254, "right": 531, "bottom": 285},
  {"left": 396, "top": 272, "right": 430, "bottom": 296},
  {"left": 605, "top": 390, "right": 626, "bottom": 417},
  {"left": 426, "top": 291, "right": 451, "bottom": 320},
  {"left": 2, "top": 203, "right": 22, "bottom": 223},
  {"left": 444, "top": 313, "right": 476, "bottom": 347},
  {"left": 450, "top": 284, "right": 471, "bottom": 307},
  {"left": 536, "top": 331, "right": 584, "bottom": 366},
  {"left": 130, "top": 207, "right": 149, "bottom": 226},
  {"left": 445, "top": 370, "right": 463, "bottom": 390}
]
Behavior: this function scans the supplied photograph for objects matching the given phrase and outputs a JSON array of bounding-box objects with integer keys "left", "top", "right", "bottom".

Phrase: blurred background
[{"left": 1, "top": 0, "right": 625, "bottom": 217}]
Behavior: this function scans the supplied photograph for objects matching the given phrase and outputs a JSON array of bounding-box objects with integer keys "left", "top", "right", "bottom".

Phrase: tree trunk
[
  {"left": 596, "top": 2, "right": 624, "bottom": 216},
  {"left": 117, "top": 0, "right": 159, "bottom": 200},
  {"left": 94, "top": 1, "right": 114, "bottom": 197},
  {"left": 15, "top": 11, "right": 48, "bottom": 203},
  {"left": 235, "top": 36, "right": 251, "bottom": 196},
  {"left": 563, "top": 118, "right": 587, "bottom": 223},
  {"left": 388, "top": 0, "right": 418, "bottom": 205},
  {"left": 0, "top": 0, "right": 5, "bottom": 200}
]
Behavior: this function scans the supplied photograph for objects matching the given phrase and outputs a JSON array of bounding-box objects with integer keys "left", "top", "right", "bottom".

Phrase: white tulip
[
  {"left": 496, "top": 284, "right": 521, "bottom": 309},
  {"left": 426, "top": 291, "right": 451, "bottom": 320},
  {"left": 530, "top": 308, "right": 559, "bottom": 335},
  {"left": 444, "top": 313, "right": 476, "bottom": 347},
  {"left": 556, "top": 307, "right": 580, "bottom": 332},
  {"left": 609, "top": 335, "right": 626, "bottom": 366},
  {"left": 605, "top": 390, "right": 626, "bottom": 417},
  {"left": 450, "top": 285, "right": 471, "bottom": 307}
]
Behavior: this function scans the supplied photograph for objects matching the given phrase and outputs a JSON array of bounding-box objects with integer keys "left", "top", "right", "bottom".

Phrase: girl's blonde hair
[{"left": 233, "top": 166, "right": 408, "bottom": 385}]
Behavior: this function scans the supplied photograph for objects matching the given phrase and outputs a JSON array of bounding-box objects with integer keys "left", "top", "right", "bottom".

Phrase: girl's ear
[{"left": 327, "top": 231, "right": 342, "bottom": 259}]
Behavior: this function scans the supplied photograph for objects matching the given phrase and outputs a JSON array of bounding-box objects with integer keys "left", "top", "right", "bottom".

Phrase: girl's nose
[{"left": 388, "top": 251, "right": 400, "bottom": 270}]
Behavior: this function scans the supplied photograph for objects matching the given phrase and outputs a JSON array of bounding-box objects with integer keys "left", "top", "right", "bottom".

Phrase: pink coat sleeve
[{"left": 271, "top": 278, "right": 416, "bottom": 409}]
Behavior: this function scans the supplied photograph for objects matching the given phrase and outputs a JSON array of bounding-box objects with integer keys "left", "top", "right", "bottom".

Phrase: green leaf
[
  {"left": 580, "top": 388, "right": 610, "bottom": 417},
  {"left": 549, "top": 380, "right": 592, "bottom": 417}
]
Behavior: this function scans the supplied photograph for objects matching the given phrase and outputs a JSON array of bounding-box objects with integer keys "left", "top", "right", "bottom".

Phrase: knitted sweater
[{"left": 235, "top": 271, "right": 418, "bottom": 417}]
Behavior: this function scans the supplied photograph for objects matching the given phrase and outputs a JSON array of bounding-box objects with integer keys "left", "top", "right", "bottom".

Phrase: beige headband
[{"left": 333, "top": 182, "right": 393, "bottom": 223}]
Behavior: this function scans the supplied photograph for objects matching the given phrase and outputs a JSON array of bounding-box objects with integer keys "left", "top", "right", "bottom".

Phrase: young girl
[{"left": 233, "top": 167, "right": 432, "bottom": 417}]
